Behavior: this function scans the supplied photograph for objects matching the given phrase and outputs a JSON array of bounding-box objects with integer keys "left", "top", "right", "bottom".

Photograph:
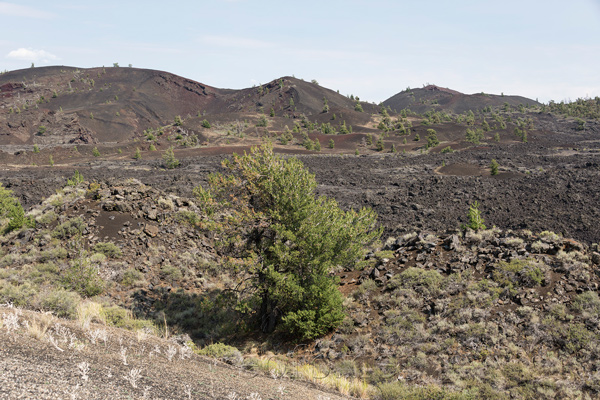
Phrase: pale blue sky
[{"left": 2, "top": 0, "right": 599, "bottom": 103}]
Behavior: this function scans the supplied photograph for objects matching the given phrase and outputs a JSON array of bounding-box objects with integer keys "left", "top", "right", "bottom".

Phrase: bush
[
  {"left": 0, "top": 183, "right": 31, "bottom": 233},
  {"left": 388, "top": 267, "right": 444, "bottom": 296},
  {"left": 426, "top": 129, "right": 439, "bottom": 149},
  {"left": 52, "top": 217, "right": 86, "bottom": 239},
  {"left": 194, "top": 143, "right": 380, "bottom": 339},
  {"left": 464, "top": 201, "right": 486, "bottom": 231},
  {"left": 67, "top": 170, "right": 84, "bottom": 186},
  {"left": 62, "top": 255, "right": 105, "bottom": 297},
  {"left": 162, "top": 146, "right": 180, "bottom": 169},
  {"left": 93, "top": 242, "right": 122, "bottom": 258},
  {"left": 193, "top": 342, "right": 242, "bottom": 364},
  {"left": 440, "top": 146, "right": 453, "bottom": 153},
  {"left": 38, "top": 288, "right": 81, "bottom": 318},
  {"left": 490, "top": 159, "right": 499, "bottom": 175},
  {"left": 92, "top": 147, "right": 101, "bottom": 157},
  {"left": 201, "top": 119, "right": 211, "bottom": 128},
  {"left": 121, "top": 268, "right": 144, "bottom": 287}
]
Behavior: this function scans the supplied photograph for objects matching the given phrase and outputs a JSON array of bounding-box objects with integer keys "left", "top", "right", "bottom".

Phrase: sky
[{"left": 1, "top": 0, "right": 599, "bottom": 104}]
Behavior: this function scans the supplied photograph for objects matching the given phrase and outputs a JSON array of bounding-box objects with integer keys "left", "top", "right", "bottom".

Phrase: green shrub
[
  {"left": 66, "top": 170, "right": 84, "bottom": 186},
  {"left": 62, "top": 256, "right": 105, "bottom": 297},
  {"left": 194, "top": 342, "right": 241, "bottom": 359},
  {"left": 464, "top": 201, "right": 486, "bottom": 231},
  {"left": 162, "top": 146, "right": 180, "bottom": 169},
  {"left": 571, "top": 291, "right": 600, "bottom": 314},
  {"left": 38, "top": 288, "right": 81, "bottom": 318},
  {"left": 104, "top": 305, "right": 156, "bottom": 331},
  {"left": 440, "top": 146, "right": 453, "bottom": 153},
  {"left": 121, "top": 268, "right": 144, "bottom": 287},
  {"left": 160, "top": 264, "right": 182, "bottom": 282},
  {"left": 38, "top": 247, "right": 68, "bottom": 262},
  {"left": 0, "top": 183, "right": 32, "bottom": 233},
  {"left": 92, "top": 147, "right": 101, "bottom": 157},
  {"left": 52, "top": 217, "right": 85, "bottom": 239},
  {"left": 388, "top": 267, "right": 444, "bottom": 296},
  {"left": 93, "top": 242, "right": 122, "bottom": 258},
  {"left": 201, "top": 119, "right": 211, "bottom": 128},
  {"left": 0, "top": 281, "right": 37, "bottom": 307},
  {"left": 490, "top": 159, "right": 499, "bottom": 176}
]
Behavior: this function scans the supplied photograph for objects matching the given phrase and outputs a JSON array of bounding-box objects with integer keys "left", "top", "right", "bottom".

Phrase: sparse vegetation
[{"left": 162, "top": 146, "right": 180, "bottom": 169}]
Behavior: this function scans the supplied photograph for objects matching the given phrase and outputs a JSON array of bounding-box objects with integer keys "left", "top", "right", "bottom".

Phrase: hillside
[
  {"left": 0, "top": 175, "right": 600, "bottom": 399},
  {"left": 382, "top": 85, "right": 540, "bottom": 114},
  {"left": 0, "top": 66, "right": 377, "bottom": 147}
]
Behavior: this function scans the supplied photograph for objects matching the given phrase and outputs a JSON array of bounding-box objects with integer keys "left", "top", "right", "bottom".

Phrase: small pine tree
[
  {"left": 426, "top": 129, "right": 439, "bottom": 149},
  {"left": 391, "top": 144, "right": 397, "bottom": 153},
  {"left": 49, "top": 155, "right": 54, "bottom": 166},
  {"left": 328, "top": 139, "right": 335, "bottom": 149},
  {"left": 494, "top": 132, "right": 500, "bottom": 142},
  {"left": 366, "top": 134, "right": 373, "bottom": 146},
  {"left": 162, "top": 146, "right": 180, "bottom": 169},
  {"left": 376, "top": 137, "right": 384, "bottom": 151},
  {"left": 490, "top": 159, "right": 499, "bottom": 176},
  {"left": 149, "top": 144, "right": 157, "bottom": 151},
  {"left": 201, "top": 119, "right": 211, "bottom": 128},
  {"left": 355, "top": 102, "right": 363, "bottom": 112},
  {"left": 134, "top": 148, "right": 142, "bottom": 160},
  {"left": 414, "top": 133, "right": 420, "bottom": 141},
  {"left": 315, "top": 138, "right": 321, "bottom": 151},
  {"left": 465, "top": 201, "right": 486, "bottom": 231},
  {"left": 270, "top": 108, "right": 275, "bottom": 117},
  {"left": 92, "top": 147, "right": 100, "bottom": 157},
  {"left": 33, "top": 144, "right": 40, "bottom": 153},
  {"left": 174, "top": 115, "right": 183, "bottom": 126}
]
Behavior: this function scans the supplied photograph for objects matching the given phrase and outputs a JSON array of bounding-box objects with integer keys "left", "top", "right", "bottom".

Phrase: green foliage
[
  {"left": 174, "top": 115, "right": 183, "bottom": 126},
  {"left": 354, "top": 102, "right": 363, "bottom": 112},
  {"left": 426, "top": 129, "right": 439, "bottom": 149},
  {"left": 314, "top": 138, "right": 321, "bottom": 151},
  {"left": 328, "top": 138, "right": 335, "bottom": 149},
  {"left": 0, "top": 183, "right": 32, "bottom": 234},
  {"left": 490, "top": 159, "right": 499, "bottom": 176},
  {"left": 256, "top": 115, "right": 268, "bottom": 127},
  {"left": 366, "top": 134, "right": 373, "bottom": 146},
  {"left": 376, "top": 136, "right": 384, "bottom": 151},
  {"left": 193, "top": 343, "right": 242, "bottom": 363},
  {"left": 388, "top": 267, "right": 444, "bottom": 296},
  {"left": 49, "top": 155, "right": 54, "bottom": 166},
  {"left": 121, "top": 268, "right": 144, "bottom": 287},
  {"left": 62, "top": 248, "right": 105, "bottom": 297},
  {"left": 464, "top": 201, "right": 486, "bottom": 231},
  {"left": 92, "top": 147, "right": 101, "bottom": 157},
  {"left": 134, "top": 147, "right": 142, "bottom": 160},
  {"left": 414, "top": 133, "right": 420, "bottom": 141},
  {"left": 162, "top": 146, "right": 180, "bottom": 169},
  {"left": 93, "top": 242, "right": 122, "bottom": 258},
  {"left": 149, "top": 144, "right": 157, "bottom": 151},
  {"left": 465, "top": 128, "right": 484, "bottom": 144},
  {"left": 440, "top": 146, "right": 453, "bottom": 153},
  {"left": 52, "top": 217, "right": 86, "bottom": 239},
  {"left": 194, "top": 144, "right": 380, "bottom": 339},
  {"left": 201, "top": 119, "right": 211, "bottom": 128},
  {"left": 269, "top": 107, "right": 275, "bottom": 117},
  {"left": 67, "top": 170, "right": 84, "bottom": 186},
  {"left": 38, "top": 125, "right": 47, "bottom": 135}
]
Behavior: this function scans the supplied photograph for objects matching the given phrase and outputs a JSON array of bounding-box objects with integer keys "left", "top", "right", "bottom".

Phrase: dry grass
[{"left": 76, "top": 301, "right": 107, "bottom": 328}]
